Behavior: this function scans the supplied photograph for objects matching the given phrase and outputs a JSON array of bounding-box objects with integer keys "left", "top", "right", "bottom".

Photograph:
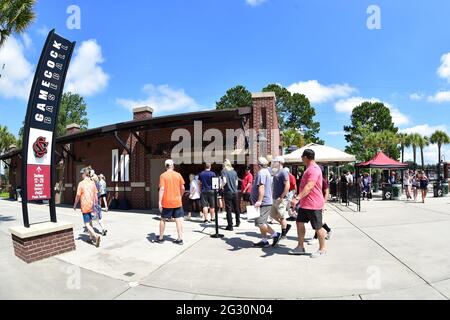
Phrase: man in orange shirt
[
  {"left": 156, "top": 159, "right": 185, "bottom": 245},
  {"left": 74, "top": 168, "right": 101, "bottom": 247}
]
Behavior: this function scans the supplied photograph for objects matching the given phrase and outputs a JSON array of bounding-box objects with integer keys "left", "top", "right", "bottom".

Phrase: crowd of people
[{"left": 156, "top": 149, "right": 333, "bottom": 258}]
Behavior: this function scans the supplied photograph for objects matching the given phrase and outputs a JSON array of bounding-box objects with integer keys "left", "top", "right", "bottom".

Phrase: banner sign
[{"left": 21, "top": 30, "right": 75, "bottom": 227}]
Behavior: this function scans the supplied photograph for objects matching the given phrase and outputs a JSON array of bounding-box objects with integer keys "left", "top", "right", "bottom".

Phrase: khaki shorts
[{"left": 270, "top": 199, "right": 288, "bottom": 220}]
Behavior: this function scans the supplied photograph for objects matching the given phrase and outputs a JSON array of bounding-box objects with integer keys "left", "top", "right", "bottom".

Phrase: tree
[
  {"left": 398, "top": 133, "right": 410, "bottom": 163},
  {"left": 17, "top": 92, "right": 89, "bottom": 145},
  {"left": 364, "top": 130, "right": 399, "bottom": 158},
  {"left": 215, "top": 85, "right": 252, "bottom": 110},
  {"left": 344, "top": 101, "right": 399, "bottom": 161},
  {"left": 262, "top": 84, "right": 323, "bottom": 144},
  {"left": 418, "top": 135, "right": 429, "bottom": 169},
  {"left": 407, "top": 133, "right": 421, "bottom": 166},
  {"left": 281, "top": 128, "right": 305, "bottom": 152},
  {"left": 0, "top": 125, "right": 16, "bottom": 154},
  {"left": 430, "top": 130, "right": 450, "bottom": 166},
  {"left": 0, "top": 0, "right": 36, "bottom": 47}
]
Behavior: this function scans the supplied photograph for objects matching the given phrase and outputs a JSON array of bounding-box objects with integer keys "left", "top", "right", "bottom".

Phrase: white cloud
[
  {"left": 400, "top": 124, "right": 447, "bottom": 137},
  {"left": 287, "top": 80, "right": 356, "bottom": 104},
  {"left": 246, "top": 0, "right": 267, "bottom": 6},
  {"left": 0, "top": 37, "right": 34, "bottom": 100},
  {"left": 21, "top": 33, "right": 33, "bottom": 50},
  {"left": 65, "top": 39, "right": 109, "bottom": 97},
  {"left": 334, "top": 97, "right": 410, "bottom": 126},
  {"left": 409, "top": 93, "right": 424, "bottom": 101},
  {"left": 117, "top": 84, "right": 200, "bottom": 115},
  {"left": 437, "top": 52, "right": 450, "bottom": 82},
  {"left": 427, "top": 91, "right": 450, "bottom": 103}
]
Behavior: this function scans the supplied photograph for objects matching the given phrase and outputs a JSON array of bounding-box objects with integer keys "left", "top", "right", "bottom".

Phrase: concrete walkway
[{"left": 0, "top": 197, "right": 449, "bottom": 300}]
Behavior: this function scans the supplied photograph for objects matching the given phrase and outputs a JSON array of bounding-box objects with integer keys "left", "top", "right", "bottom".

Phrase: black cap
[{"left": 301, "top": 149, "right": 315, "bottom": 160}]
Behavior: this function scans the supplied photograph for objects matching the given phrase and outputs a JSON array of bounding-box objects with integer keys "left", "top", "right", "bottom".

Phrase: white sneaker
[
  {"left": 326, "top": 230, "right": 334, "bottom": 240},
  {"left": 310, "top": 250, "right": 327, "bottom": 259}
]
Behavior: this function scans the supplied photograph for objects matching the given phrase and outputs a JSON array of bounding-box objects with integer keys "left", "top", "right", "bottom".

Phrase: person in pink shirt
[{"left": 289, "top": 149, "right": 327, "bottom": 258}]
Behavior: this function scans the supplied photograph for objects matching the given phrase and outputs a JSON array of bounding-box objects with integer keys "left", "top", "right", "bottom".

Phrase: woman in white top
[
  {"left": 187, "top": 174, "right": 201, "bottom": 220},
  {"left": 411, "top": 171, "right": 419, "bottom": 202},
  {"left": 403, "top": 171, "right": 412, "bottom": 200}
]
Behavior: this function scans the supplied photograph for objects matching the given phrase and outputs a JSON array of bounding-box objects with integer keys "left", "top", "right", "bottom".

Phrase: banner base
[{"left": 10, "top": 222, "right": 76, "bottom": 264}]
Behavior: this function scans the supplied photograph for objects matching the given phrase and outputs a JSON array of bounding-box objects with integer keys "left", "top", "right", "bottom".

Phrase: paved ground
[{"left": 0, "top": 195, "right": 450, "bottom": 300}]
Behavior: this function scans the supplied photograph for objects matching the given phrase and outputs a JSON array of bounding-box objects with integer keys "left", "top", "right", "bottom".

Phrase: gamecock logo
[{"left": 33, "top": 136, "right": 49, "bottom": 158}]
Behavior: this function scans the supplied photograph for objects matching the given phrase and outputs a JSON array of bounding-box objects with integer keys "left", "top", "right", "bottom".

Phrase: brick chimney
[
  {"left": 133, "top": 106, "right": 154, "bottom": 121},
  {"left": 66, "top": 123, "right": 81, "bottom": 135},
  {"left": 251, "top": 92, "right": 280, "bottom": 159}
]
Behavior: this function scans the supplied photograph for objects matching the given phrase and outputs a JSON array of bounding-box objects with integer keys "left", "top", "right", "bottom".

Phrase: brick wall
[{"left": 12, "top": 228, "right": 75, "bottom": 264}]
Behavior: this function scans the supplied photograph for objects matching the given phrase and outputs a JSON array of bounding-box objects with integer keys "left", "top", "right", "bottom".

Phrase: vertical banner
[{"left": 21, "top": 30, "right": 75, "bottom": 228}]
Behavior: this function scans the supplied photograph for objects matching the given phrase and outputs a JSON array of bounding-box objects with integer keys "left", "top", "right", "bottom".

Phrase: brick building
[{"left": 0, "top": 92, "right": 281, "bottom": 209}]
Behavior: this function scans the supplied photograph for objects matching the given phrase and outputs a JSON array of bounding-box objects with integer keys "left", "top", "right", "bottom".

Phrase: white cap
[
  {"left": 165, "top": 159, "right": 174, "bottom": 167},
  {"left": 258, "top": 157, "right": 269, "bottom": 166},
  {"left": 273, "top": 156, "right": 285, "bottom": 164}
]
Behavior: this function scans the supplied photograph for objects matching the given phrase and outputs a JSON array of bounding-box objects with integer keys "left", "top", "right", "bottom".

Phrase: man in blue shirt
[{"left": 199, "top": 163, "right": 217, "bottom": 223}]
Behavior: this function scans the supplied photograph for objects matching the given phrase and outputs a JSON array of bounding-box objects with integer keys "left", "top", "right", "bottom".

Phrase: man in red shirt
[{"left": 241, "top": 166, "right": 253, "bottom": 204}]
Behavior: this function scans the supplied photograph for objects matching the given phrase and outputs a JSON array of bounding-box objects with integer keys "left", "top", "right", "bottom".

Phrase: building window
[
  {"left": 261, "top": 107, "right": 267, "bottom": 129},
  {"left": 112, "top": 149, "right": 119, "bottom": 182},
  {"left": 120, "top": 154, "right": 130, "bottom": 182}
]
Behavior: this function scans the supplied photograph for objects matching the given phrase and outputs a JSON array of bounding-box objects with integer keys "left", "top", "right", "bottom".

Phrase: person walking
[
  {"left": 222, "top": 159, "right": 241, "bottom": 231},
  {"left": 403, "top": 171, "right": 412, "bottom": 200},
  {"left": 98, "top": 174, "right": 109, "bottom": 212},
  {"left": 289, "top": 149, "right": 326, "bottom": 258},
  {"left": 187, "top": 174, "right": 201, "bottom": 220},
  {"left": 270, "top": 156, "right": 292, "bottom": 239},
  {"left": 251, "top": 157, "right": 282, "bottom": 248},
  {"left": 285, "top": 167, "right": 298, "bottom": 221},
  {"left": 73, "top": 168, "right": 101, "bottom": 247},
  {"left": 198, "top": 163, "right": 217, "bottom": 223},
  {"left": 91, "top": 173, "right": 107, "bottom": 236},
  {"left": 361, "top": 172, "right": 372, "bottom": 201},
  {"left": 412, "top": 171, "right": 419, "bottom": 202},
  {"left": 241, "top": 166, "right": 253, "bottom": 207},
  {"left": 419, "top": 170, "right": 429, "bottom": 204},
  {"left": 156, "top": 159, "right": 185, "bottom": 245}
]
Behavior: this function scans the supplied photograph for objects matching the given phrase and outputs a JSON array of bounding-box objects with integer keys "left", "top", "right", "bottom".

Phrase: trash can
[
  {"left": 392, "top": 184, "right": 402, "bottom": 200},
  {"left": 443, "top": 182, "right": 449, "bottom": 196},
  {"left": 382, "top": 185, "right": 393, "bottom": 200},
  {"left": 433, "top": 183, "right": 443, "bottom": 198}
]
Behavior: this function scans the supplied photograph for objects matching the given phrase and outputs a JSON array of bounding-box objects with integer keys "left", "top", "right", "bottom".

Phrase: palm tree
[
  {"left": 0, "top": 0, "right": 36, "bottom": 48},
  {"left": 398, "top": 133, "right": 410, "bottom": 163},
  {"left": 418, "top": 136, "right": 429, "bottom": 169},
  {"left": 407, "top": 133, "right": 421, "bottom": 167},
  {"left": 430, "top": 130, "right": 450, "bottom": 165}
]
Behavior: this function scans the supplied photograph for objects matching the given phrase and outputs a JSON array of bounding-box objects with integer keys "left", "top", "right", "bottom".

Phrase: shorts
[
  {"left": 255, "top": 205, "right": 272, "bottom": 227},
  {"left": 201, "top": 191, "right": 216, "bottom": 209},
  {"left": 270, "top": 199, "right": 288, "bottom": 220},
  {"left": 297, "top": 208, "right": 323, "bottom": 231},
  {"left": 82, "top": 212, "right": 93, "bottom": 224},
  {"left": 189, "top": 198, "right": 201, "bottom": 212},
  {"left": 100, "top": 194, "right": 107, "bottom": 199},
  {"left": 161, "top": 207, "right": 184, "bottom": 219}
]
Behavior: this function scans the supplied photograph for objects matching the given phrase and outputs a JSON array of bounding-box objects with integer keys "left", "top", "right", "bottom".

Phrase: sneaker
[
  {"left": 173, "top": 239, "right": 184, "bottom": 245},
  {"left": 253, "top": 240, "right": 270, "bottom": 248},
  {"left": 310, "top": 250, "right": 327, "bottom": 258},
  {"left": 306, "top": 238, "right": 318, "bottom": 245},
  {"left": 282, "top": 224, "right": 292, "bottom": 239},
  {"left": 102, "top": 229, "right": 108, "bottom": 236},
  {"left": 155, "top": 238, "right": 165, "bottom": 244},
  {"left": 235, "top": 222, "right": 241, "bottom": 228},
  {"left": 225, "top": 226, "right": 234, "bottom": 231},
  {"left": 272, "top": 233, "right": 282, "bottom": 247},
  {"left": 95, "top": 236, "right": 101, "bottom": 248},
  {"left": 288, "top": 247, "right": 307, "bottom": 255},
  {"left": 326, "top": 230, "right": 333, "bottom": 240}
]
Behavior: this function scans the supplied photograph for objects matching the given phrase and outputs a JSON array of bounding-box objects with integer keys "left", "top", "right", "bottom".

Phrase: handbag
[{"left": 246, "top": 206, "right": 260, "bottom": 220}]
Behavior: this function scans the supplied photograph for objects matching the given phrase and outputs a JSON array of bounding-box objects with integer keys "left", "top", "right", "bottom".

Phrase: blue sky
[{"left": 1, "top": 0, "right": 450, "bottom": 164}]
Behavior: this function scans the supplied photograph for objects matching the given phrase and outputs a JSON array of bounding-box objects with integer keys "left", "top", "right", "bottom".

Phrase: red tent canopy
[{"left": 356, "top": 151, "right": 409, "bottom": 169}]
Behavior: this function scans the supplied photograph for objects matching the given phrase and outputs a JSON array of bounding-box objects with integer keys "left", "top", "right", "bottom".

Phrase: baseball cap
[
  {"left": 165, "top": 159, "right": 174, "bottom": 167},
  {"left": 258, "top": 157, "right": 269, "bottom": 166},
  {"left": 301, "top": 149, "right": 315, "bottom": 160}
]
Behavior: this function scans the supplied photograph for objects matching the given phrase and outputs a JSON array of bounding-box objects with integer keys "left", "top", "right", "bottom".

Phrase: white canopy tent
[{"left": 283, "top": 143, "right": 356, "bottom": 164}]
